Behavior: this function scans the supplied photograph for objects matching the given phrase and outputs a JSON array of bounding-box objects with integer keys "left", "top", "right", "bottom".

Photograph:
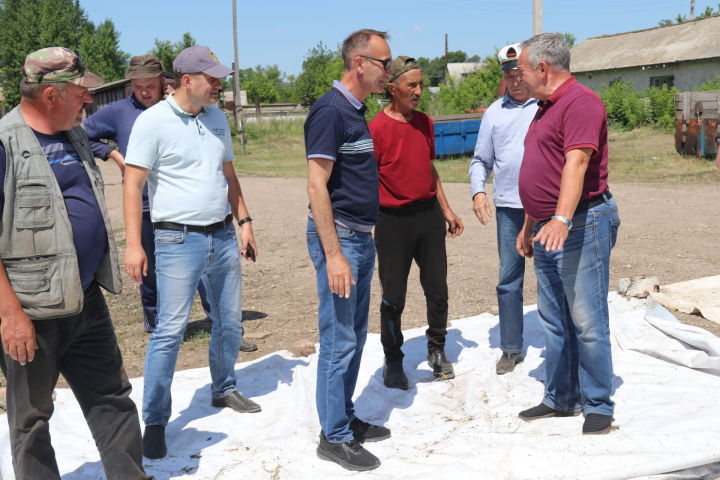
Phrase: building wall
[{"left": 575, "top": 61, "right": 720, "bottom": 92}]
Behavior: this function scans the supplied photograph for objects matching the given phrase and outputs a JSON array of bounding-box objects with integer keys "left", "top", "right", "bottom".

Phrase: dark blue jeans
[
  {"left": 307, "top": 218, "right": 375, "bottom": 443},
  {"left": 533, "top": 196, "right": 620, "bottom": 416},
  {"left": 495, "top": 207, "right": 526, "bottom": 354},
  {"left": 0, "top": 284, "right": 149, "bottom": 479}
]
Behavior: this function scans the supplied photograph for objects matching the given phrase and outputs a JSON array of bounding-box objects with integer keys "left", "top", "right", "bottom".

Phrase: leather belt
[
  {"left": 153, "top": 214, "right": 233, "bottom": 233},
  {"left": 576, "top": 191, "right": 613, "bottom": 214}
]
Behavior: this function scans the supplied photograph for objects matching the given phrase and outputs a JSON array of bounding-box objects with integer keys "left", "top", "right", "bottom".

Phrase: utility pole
[
  {"left": 444, "top": 33, "right": 448, "bottom": 83},
  {"left": 533, "top": 0, "right": 543, "bottom": 35},
  {"left": 232, "top": 0, "right": 247, "bottom": 154},
  {"left": 690, "top": 0, "right": 696, "bottom": 19}
]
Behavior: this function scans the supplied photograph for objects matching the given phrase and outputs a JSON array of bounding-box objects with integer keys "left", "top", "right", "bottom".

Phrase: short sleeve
[
  {"left": 124, "top": 111, "right": 159, "bottom": 169},
  {"left": 221, "top": 117, "right": 234, "bottom": 162},
  {"left": 305, "top": 105, "right": 344, "bottom": 161},
  {"left": 562, "top": 95, "right": 604, "bottom": 154},
  {"left": 0, "top": 141, "right": 5, "bottom": 221}
]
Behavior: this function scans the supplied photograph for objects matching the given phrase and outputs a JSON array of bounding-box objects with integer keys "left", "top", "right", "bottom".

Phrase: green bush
[
  {"left": 699, "top": 74, "right": 720, "bottom": 91},
  {"left": 599, "top": 80, "right": 675, "bottom": 132}
]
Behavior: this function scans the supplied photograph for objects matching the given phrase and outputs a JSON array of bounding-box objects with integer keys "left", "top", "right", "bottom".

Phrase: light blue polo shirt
[{"left": 125, "top": 94, "right": 234, "bottom": 225}]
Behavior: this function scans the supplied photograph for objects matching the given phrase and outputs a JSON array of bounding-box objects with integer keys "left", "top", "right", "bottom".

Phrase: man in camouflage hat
[
  {"left": 0, "top": 47, "right": 149, "bottom": 479},
  {"left": 368, "top": 55, "right": 464, "bottom": 390}
]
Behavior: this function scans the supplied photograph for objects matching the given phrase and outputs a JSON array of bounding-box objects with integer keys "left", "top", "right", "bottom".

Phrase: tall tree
[
  {"left": 0, "top": 0, "right": 128, "bottom": 107},
  {"left": 150, "top": 32, "right": 196, "bottom": 72},
  {"left": 79, "top": 20, "right": 129, "bottom": 82},
  {"left": 295, "top": 42, "right": 344, "bottom": 105}
]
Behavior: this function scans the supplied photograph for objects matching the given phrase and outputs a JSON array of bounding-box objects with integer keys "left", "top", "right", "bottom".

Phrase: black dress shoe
[
  {"left": 582, "top": 413, "right": 614, "bottom": 435},
  {"left": 383, "top": 359, "right": 409, "bottom": 390},
  {"left": 350, "top": 417, "right": 391, "bottom": 443},
  {"left": 518, "top": 403, "right": 580, "bottom": 421},
  {"left": 316, "top": 433, "right": 380, "bottom": 471},
  {"left": 211, "top": 391, "right": 261, "bottom": 413},
  {"left": 427, "top": 350, "right": 455, "bottom": 379},
  {"left": 143, "top": 425, "right": 167, "bottom": 459}
]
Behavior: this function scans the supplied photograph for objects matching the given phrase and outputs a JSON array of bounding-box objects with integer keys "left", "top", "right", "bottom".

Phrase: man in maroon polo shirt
[
  {"left": 514, "top": 33, "right": 620, "bottom": 435},
  {"left": 369, "top": 56, "right": 463, "bottom": 390}
]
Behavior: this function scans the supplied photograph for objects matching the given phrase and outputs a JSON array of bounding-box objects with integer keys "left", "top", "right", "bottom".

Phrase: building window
[{"left": 650, "top": 75, "right": 674, "bottom": 88}]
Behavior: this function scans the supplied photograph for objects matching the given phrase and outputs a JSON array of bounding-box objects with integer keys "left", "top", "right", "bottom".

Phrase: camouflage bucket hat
[
  {"left": 126, "top": 54, "right": 164, "bottom": 79},
  {"left": 21, "top": 47, "right": 103, "bottom": 87},
  {"left": 388, "top": 56, "right": 420, "bottom": 83}
]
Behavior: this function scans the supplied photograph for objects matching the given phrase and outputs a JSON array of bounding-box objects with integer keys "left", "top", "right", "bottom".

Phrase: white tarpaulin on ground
[
  {"left": 650, "top": 275, "right": 720, "bottom": 324},
  {"left": 1, "top": 293, "right": 719, "bottom": 480}
]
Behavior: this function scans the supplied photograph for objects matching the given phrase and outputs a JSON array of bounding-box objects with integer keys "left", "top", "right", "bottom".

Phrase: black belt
[
  {"left": 576, "top": 191, "right": 612, "bottom": 213},
  {"left": 153, "top": 214, "right": 233, "bottom": 233}
]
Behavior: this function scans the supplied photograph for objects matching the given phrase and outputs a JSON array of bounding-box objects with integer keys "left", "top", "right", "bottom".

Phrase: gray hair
[
  {"left": 521, "top": 33, "right": 571, "bottom": 72},
  {"left": 341, "top": 29, "right": 389, "bottom": 70},
  {"left": 20, "top": 80, "right": 70, "bottom": 100}
]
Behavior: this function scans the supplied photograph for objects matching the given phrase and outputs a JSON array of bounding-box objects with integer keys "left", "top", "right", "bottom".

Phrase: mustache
[{"left": 410, "top": 95, "right": 420, "bottom": 101}]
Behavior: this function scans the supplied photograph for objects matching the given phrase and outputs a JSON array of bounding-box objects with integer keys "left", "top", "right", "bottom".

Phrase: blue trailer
[{"left": 432, "top": 113, "right": 484, "bottom": 157}]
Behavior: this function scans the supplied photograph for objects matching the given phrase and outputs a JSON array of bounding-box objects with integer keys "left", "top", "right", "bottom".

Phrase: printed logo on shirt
[
  {"left": 339, "top": 138, "right": 374, "bottom": 155},
  {"left": 211, "top": 127, "right": 226, "bottom": 136}
]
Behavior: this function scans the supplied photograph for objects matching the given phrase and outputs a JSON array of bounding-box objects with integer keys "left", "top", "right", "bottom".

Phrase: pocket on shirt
[{"left": 14, "top": 179, "right": 54, "bottom": 229}]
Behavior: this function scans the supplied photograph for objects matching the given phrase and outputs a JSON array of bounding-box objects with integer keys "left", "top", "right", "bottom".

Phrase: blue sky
[{"left": 83, "top": 0, "right": 717, "bottom": 76}]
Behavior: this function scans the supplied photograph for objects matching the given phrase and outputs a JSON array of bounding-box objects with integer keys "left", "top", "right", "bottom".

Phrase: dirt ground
[{"left": 93, "top": 162, "right": 720, "bottom": 379}]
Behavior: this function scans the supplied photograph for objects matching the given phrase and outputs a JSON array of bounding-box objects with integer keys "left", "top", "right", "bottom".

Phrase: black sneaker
[
  {"left": 428, "top": 350, "right": 455, "bottom": 379},
  {"left": 383, "top": 359, "right": 409, "bottom": 390},
  {"left": 350, "top": 418, "right": 391, "bottom": 443},
  {"left": 518, "top": 403, "right": 580, "bottom": 421},
  {"left": 316, "top": 433, "right": 380, "bottom": 471},
  {"left": 143, "top": 425, "right": 167, "bottom": 459},
  {"left": 582, "top": 413, "right": 614, "bottom": 435}
]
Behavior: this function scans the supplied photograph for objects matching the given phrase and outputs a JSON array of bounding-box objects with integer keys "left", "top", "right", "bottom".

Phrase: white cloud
[{"left": 413, "top": 25, "right": 424, "bottom": 32}]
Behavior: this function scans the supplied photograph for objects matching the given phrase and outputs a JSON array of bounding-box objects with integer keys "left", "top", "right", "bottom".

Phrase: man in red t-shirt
[
  {"left": 514, "top": 34, "right": 620, "bottom": 435},
  {"left": 369, "top": 56, "right": 463, "bottom": 390}
]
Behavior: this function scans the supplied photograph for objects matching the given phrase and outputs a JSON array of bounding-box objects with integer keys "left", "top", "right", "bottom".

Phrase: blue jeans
[
  {"left": 140, "top": 212, "right": 212, "bottom": 333},
  {"left": 496, "top": 207, "right": 526, "bottom": 354},
  {"left": 533, "top": 197, "right": 620, "bottom": 416},
  {"left": 307, "top": 218, "right": 375, "bottom": 443},
  {"left": 143, "top": 223, "right": 243, "bottom": 426}
]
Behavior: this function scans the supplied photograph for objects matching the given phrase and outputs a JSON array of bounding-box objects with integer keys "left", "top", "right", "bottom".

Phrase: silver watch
[{"left": 551, "top": 215, "right": 572, "bottom": 230}]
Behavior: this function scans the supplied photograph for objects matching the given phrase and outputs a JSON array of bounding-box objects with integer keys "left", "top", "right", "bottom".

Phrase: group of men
[
  {"left": 0, "top": 29, "right": 620, "bottom": 479},
  {"left": 305, "top": 30, "right": 619, "bottom": 471}
]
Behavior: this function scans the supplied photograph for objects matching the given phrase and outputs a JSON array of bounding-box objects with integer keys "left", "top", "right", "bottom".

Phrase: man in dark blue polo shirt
[{"left": 305, "top": 28, "right": 392, "bottom": 471}]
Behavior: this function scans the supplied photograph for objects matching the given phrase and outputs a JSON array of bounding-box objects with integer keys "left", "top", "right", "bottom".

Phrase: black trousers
[
  {"left": 0, "top": 283, "right": 150, "bottom": 480},
  {"left": 375, "top": 197, "right": 449, "bottom": 361}
]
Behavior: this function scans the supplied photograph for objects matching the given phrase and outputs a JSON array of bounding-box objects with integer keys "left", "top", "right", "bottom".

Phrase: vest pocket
[
  {"left": 4, "top": 257, "right": 63, "bottom": 307},
  {"left": 14, "top": 180, "right": 54, "bottom": 229}
]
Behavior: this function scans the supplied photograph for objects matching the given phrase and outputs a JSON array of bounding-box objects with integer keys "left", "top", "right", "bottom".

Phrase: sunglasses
[{"left": 360, "top": 55, "right": 392, "bottom": 71}]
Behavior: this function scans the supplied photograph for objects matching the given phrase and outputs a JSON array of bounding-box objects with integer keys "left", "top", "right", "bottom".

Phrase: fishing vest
[{"left": 0, "top": 106, "right": 121, "bottom": 319}]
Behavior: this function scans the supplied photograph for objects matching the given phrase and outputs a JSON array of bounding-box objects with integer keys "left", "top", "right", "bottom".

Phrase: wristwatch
[
  {"left": 551, "top": 215, "right": 572, "bottom": 230},
  {"left": 237, "top": 216, "right": 252, "bottom": 227}
]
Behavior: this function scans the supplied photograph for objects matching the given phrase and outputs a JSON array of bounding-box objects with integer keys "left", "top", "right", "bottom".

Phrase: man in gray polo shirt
[
  {"left": 470, "top": 43, "right": 538, "bottom": 374},
  {"left": 124, "top": 46, "right": 259, "bottom": 459}
]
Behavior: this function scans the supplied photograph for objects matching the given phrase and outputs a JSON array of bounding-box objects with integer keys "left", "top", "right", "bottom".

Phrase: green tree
[
  {"left": 699, "top": 74, "right": 720, "bottom": 91},
  {"left": 558, "top": 32, "right": 576, "bottom": 48},
  {"left": 150, "top": 32, "right": 196, "bottom": 73},
  {"left": 238, "top": 65, "right": 279, "bottom": 103},
  {"left": 417, "top": 51, "right": 477, "bottom": 87},
  {"left": 659, "top": 5, "right": 716, "bottom": 25},
  {"left": 79, "top": 20, "right": 129, "bottom": 82},
  {"left": 295, "top": 42, "right": 344, "bottom": 105},
  {"left": 426, "top": 54, "right": 501, "bottom": 115},
  {"left": 0, "top": 0, "right": 128, "bottom": 107}
]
